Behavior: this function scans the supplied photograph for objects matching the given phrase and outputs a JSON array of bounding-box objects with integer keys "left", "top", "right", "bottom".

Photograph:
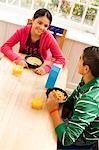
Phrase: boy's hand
[{"left": 46, "top": 91, "right": 59, "bottom": 112}]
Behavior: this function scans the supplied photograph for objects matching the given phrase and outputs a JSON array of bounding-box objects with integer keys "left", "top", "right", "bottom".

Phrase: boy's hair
[
  {"left": 33, "top": 8, "right": 52, "bottom": 24},
  {"left": 83, "top": 46, "right": 99, "bottom": 77}
]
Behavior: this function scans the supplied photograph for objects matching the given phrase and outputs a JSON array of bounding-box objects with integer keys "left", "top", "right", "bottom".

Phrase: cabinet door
[{"left": 0, "top": 21, "right": 7, "bottom": 45}]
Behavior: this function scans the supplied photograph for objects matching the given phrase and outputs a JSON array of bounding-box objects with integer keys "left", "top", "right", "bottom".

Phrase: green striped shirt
[{"left": 55, "top": 77, "right": 99, "bottom": 146}]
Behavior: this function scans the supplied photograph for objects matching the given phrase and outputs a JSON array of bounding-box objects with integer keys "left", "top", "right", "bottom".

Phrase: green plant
[
  {"left": 51, "top": 0, "right": 58, "bottom": 6},
  {"left": 73, "top": 4, "right": 84, "bottom": 17},
  {"left": 85, "top": 7, "right": 97, "bottom": 21},
  {"left": 60, "top": 1, "right": 71, "bottom": 15},
  {"left": 47, "top": 0, "right": 58, "bottom": 13},
  {"left": 90, "top": 0, "right": 99, "bottom": 6}
]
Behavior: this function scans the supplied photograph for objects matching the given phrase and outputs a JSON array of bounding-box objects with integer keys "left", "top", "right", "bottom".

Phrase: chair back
[
  {"left": 48, "top": 25, "right": 67, "bottom": 49},
  {"left": 27, "top": 19, "right": 67, "bottom": 49}
]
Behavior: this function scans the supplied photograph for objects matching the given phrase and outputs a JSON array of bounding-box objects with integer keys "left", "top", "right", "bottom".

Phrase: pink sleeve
[
  {"left": 1, "top": 28, "right": 22, "bottom": 61},
  {"left": 43, "top": 65, "right": 51, "bottom": 73},
  {"left": 40, "top": 32, "right": 67, "bottom": 73},
  {"left": 48, "top": 35, "right": 67, "bottom": 66}
]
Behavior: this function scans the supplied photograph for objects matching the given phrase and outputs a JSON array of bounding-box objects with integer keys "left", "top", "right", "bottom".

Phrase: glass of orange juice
[
  {"left": 31, "top": 90, "right": 46, "bottom": 110},
  {"left": 12, "top": 64, "right": 23, "bottom": 76},
  {"left": 12, "top": 60, "right": 24, "bottom": 76}
]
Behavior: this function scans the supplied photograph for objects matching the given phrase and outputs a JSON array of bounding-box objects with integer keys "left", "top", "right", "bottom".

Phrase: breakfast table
[{"left": 0, "top": 55, "right": 68, "bottom": 150}]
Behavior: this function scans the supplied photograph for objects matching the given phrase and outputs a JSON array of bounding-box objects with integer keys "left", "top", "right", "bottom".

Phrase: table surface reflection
[{"left": 0, "top": 56, "right": 68, "bottom": 150}]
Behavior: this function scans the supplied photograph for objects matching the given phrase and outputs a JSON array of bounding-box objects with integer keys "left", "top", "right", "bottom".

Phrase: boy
[{"left": 46, "top": 46, "right": 99, "bottom": 150}]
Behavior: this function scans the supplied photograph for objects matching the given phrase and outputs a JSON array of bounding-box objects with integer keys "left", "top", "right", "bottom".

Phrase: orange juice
[
  {"left": 12, "top": 64, "right": 23, "bottom": 76},
  {"left": 31, "top": 97, "right": 43, "bottom": 109}
]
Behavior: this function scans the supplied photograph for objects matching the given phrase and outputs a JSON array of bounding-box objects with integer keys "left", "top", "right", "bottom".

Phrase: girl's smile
[{"left": 31, "top": 16, "right": 50, "bottom": 37}]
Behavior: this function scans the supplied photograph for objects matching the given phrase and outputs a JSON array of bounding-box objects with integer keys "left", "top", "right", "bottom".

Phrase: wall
[
  {"left": 62, "top": 39, "right": 89, "bottom": 90},
  {"left": 0, "top": 20, "right": 20, "bottom": 51},
  {"left": 0, "top": 20, "right": 89, "bottom": 90}
]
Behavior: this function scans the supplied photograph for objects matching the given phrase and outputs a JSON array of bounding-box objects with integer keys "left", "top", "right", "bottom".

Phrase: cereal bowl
[
  {"left": 25, "top": 55, "right": 44, "bottom": 69},
  {"left": 46, "top": 87, "right": 68, "bottom": 103}
]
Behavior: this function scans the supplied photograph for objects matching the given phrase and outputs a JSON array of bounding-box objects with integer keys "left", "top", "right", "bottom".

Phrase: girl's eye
[
  {"left": 45, "top": 25, "right": 49, "bottom": 28},
  {"left": 38, "top": 21, "right": 42, "bottom": 24},
  {"left": 37, "top": 21, "right": 49, "bottom": 28}
]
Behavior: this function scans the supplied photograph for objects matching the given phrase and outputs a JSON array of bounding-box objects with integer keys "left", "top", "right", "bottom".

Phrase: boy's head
[{"left": 78, "top": 46, "right": 99, "bottom": 78}]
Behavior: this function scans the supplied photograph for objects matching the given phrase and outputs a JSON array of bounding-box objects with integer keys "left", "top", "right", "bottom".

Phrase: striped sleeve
[
  {"left": 63, "top": 79, "right": 83, "bottom": 110},
  {"left": 63, "top": 88, "right": 78, "bottom": 110},
  {"left": 55, "top": 95, "right": 98, "bottom": 146}
]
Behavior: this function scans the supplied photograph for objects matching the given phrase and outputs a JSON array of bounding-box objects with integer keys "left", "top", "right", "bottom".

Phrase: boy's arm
[{"left": 50, "top": 95, "right": 98, "bottom": 146}]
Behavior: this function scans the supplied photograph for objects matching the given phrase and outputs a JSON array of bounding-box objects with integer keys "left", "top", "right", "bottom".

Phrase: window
[{"left": 0, "top": 0, "right": 99, "bottom": 34}]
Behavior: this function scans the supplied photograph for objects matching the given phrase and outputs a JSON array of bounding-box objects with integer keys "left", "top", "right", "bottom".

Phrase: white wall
[{"left": 0, "top": 20, "right": 20, "bottom": 51}]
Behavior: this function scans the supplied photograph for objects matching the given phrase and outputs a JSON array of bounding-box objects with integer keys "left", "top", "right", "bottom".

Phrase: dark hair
[
  {"left": 83, "top": 46, "right": 99, "bottom": 77},
  {"left": 33, "top": 8, "right": 52, "bottom": 24}
]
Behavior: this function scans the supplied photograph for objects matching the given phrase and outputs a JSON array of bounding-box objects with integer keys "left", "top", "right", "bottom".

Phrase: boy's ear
[{"left": 84, "top": 65, "right": 90, "bottom": 73}]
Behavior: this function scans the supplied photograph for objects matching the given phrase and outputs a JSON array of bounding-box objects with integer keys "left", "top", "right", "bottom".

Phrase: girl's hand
[
  {"left": 46, "top": 91, "right": 59, "bottom": 112},
  {"left": 14, "top": 59, "right": 28, "bottom": 68},
  {"left": 33, "top": 66, "right": 46, "bottom": 75}
]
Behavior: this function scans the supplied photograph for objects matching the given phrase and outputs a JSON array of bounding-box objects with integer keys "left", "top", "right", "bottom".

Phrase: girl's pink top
[{"left": 1, "top": 25, "right": 67, "bottom": 73}]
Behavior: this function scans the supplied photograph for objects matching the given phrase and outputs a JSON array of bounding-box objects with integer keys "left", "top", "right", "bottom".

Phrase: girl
[{"left": 1, "top": 8, "right": 66, "bottom": 75}]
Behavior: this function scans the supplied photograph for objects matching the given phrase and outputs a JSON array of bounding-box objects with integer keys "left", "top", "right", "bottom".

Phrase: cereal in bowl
[{"left": 53, "top": 90, "right": 66, "bottom": 102}]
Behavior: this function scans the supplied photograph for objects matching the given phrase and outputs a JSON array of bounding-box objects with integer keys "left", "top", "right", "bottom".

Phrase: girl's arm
[
  {"left": 1, "top": 28, "right": 22, "bottom": 61},
  {"left": 40, "top": 31, "right": 67, "bottom": 73}
]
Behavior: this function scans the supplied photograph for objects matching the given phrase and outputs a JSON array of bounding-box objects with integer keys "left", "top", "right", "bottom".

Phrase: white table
[{"left": 0, "top": 56, "right": 68, "bottom": 150}]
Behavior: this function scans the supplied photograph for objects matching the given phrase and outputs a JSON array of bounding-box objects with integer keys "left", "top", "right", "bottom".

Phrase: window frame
[{"left": 0, "top": 0, "right": 99, "bottom": 34}]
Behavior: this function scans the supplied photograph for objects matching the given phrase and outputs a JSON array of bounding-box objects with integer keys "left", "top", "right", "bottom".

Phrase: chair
[{"left": 27, "top": 19, "right": 67, "bottom": 49}]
